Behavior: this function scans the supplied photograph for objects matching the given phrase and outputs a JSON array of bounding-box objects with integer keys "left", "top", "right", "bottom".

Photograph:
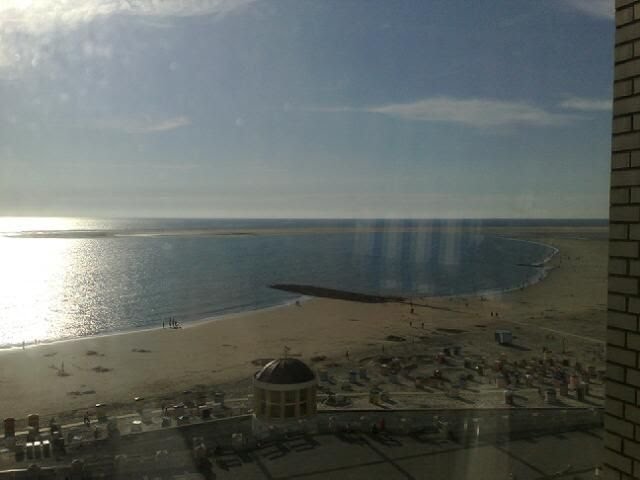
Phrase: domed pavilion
[{"left": 252, "top": 357, "right": 317, "bottom": 434}]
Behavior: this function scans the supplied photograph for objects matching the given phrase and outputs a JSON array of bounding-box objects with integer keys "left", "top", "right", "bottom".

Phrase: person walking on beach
[{"left": 162, "top": 321, "right": 165, "bottom": 329}]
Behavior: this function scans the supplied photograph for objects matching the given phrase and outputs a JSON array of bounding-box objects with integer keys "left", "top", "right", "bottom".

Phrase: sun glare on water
[
  {"left": 0, "top": 218, "right": 95, "bottom": 346},
  {"left": 0, "top": 237, "right": 73, "bottom": 346}
]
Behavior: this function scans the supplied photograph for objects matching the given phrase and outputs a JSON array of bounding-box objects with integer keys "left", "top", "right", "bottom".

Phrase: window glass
[
  {"left": 284, "top": 405, "right": 296, "bottom": 418},
  {"left": 285, "top": 390, "right": 297, "bottom": 403},
  {"left": 269, "top": 391, "right": 281, "bottom": 403},
  {"left": 0, "top": 1, "right": 610, "bottom": 478}
]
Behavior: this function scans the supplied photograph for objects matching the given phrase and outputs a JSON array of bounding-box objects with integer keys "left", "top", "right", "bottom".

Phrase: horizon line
[{"left": 0, "top": 215, "right": 609, "bottom": 221}]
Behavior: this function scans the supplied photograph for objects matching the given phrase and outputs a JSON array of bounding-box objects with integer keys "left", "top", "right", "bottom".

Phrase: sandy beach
[{"left": 0, "top": 225, "right": 607, "bottom": 423}]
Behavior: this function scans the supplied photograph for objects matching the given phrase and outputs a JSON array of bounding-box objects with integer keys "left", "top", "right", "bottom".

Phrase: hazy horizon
[
  {"left": 0, "top": 216, "right": 609, "bottom": 233},
  {"left": 0, "top": 213, "right": 613, "bottom": 221}
]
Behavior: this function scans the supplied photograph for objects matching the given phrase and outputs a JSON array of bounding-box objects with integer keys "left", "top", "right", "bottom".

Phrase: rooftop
[{"left": 255, "top": 358, "right": 316, "bottom": 385}]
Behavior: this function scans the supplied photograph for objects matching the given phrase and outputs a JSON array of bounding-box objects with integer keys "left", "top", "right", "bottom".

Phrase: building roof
[{"left": 255, "top": 358, "right": 316, "bottom": 384}]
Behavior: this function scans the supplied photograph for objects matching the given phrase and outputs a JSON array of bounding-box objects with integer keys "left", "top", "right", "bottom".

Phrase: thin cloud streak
[
  {"left": 369, "top": 98, "right": 575, "bottom": 127},
  {"left": 55, "top": 160, "right": 200, "bottom": 171},
  {"left": 562, "top": 0, "right": 613, "bottom": 20},
  {"left": 559, "top": 97, "right": 611, "bottom": 112},
  {"left": 302, "top": 97, "right": 580, "bottom": 128},
  {"left": 93, "top": 115, "right": 191, "bottom": 134},
  {"left": 134, "top": 115, "right": 191, "bottom": 133}
]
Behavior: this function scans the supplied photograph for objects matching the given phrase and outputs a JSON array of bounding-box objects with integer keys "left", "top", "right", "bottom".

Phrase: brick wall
[{"left": 607, "top": 2, "right": 640, "bottom": 478}]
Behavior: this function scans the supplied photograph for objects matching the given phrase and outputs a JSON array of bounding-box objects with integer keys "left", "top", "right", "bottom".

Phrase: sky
[{"left": 0, "top": 0, "right": 614, "bottom": 219}]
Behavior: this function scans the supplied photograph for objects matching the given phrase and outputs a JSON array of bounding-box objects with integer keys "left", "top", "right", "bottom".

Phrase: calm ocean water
[{"left": 0, "top": 218, "right": 600, "bottom": 347}]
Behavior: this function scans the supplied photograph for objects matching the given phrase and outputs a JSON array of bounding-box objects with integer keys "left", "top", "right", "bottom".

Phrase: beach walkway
[{"left": 0, "top": 426, "right": 603, "bottom": 479}]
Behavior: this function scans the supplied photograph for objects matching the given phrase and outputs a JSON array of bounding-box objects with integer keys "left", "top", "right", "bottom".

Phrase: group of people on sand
[
  {"left": 22, "top": 339, "right": 42, "bottom": 350},
  {"left": 163, "top": 317, "right": 181, "bottom": 329}
]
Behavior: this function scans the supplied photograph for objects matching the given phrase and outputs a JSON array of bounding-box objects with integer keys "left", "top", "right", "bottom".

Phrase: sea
[{"left": 0, "top": 217, "right": 604, "bottom": 348}]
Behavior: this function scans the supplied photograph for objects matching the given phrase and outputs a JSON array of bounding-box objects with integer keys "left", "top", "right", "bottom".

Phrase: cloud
[
  {"left": 0, "top": 0, "right": 257, "bottom": 26},
  {"left": 0, "top": 0, "right": 258, "bottom": 71},
  {"left": 134, "top": 115, "right": 191, "bottom": 133},
  {"left": 369, "top": 98, "right": 576, "bottom": 127},
  {"left": 562, "top": 0, "right": 613, "bottom": 20},
  {"left": 559, "top": 97, "right": 612, "bottom": 112},
  {"left": 94, "top": 115, "right": 191, "bottom": 134},
  {"left": 304, "top": 97, "right": 579, "bottom": 128},
  {"left": 51, "top": 159, "right": 199, "bottom": 171}
]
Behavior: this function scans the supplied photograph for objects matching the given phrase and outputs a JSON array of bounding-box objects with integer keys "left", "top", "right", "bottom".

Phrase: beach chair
[
  {"left": 42, "top": 439, "right": 51, "bottom": 457},
  {"left": 131, "top": 420, "right": 142, "bottom": 433},
  {"left": 25, "top": 442, "right": 34, "bottom": 459}
]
